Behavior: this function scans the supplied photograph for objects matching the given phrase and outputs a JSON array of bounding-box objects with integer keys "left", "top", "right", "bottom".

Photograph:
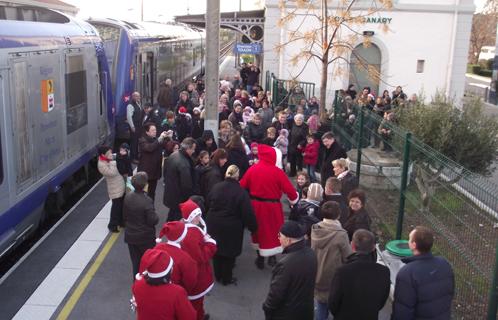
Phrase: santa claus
[
  {"left": 240, "top": 144, "right": 298, "bottom": 269},
  {"left": 179, "top": 199, "right": 217, "bottom": 320},
  {"left": 155, "top": 221, "right": 198, "bottom": 296},
  {"left": 132, "top": 248, "right": 196, "bottom": 320}
]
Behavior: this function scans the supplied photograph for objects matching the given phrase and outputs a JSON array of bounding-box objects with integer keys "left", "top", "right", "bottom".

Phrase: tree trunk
[{"left": 320, "top": 57, "right": 328, "bottom": 121}]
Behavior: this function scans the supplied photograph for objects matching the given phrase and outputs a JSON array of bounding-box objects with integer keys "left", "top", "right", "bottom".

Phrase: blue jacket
[{"left": 392, "top": 253, "right": 454, "bottom": 320}]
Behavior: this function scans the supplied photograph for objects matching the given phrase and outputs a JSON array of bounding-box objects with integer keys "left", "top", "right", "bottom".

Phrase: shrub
[
  {"left": 478, "top": 69, "right": 492, "bottom": 77},
  {"left": 472, "top": 65, "right": 482, "bottom": 74}
]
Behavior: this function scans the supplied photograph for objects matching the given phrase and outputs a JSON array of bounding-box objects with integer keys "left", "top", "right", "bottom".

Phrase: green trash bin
[{"left": 386, "top": 240, "right": 413, "bottom": 258}]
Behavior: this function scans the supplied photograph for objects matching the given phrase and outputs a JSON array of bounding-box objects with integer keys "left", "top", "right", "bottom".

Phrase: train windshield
[{"left": 91, "top": 23, "right": 120, "bottom": 92}]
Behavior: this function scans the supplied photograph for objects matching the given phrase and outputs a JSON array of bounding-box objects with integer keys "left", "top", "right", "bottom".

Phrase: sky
[
  {"left": 64, "top": 0, "right": 263, "bottom": 22},
  {"left": 64, "top": 0, "right": 488, "bottom": 22}
]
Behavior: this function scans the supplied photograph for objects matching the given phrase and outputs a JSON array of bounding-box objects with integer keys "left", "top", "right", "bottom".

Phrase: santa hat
[
  {"left": 156, "top": 221, "right": 187, "bottom": 244},
  {"left": 135, "top": 248, "right": 173, "bottom": 281},
  {"left": 178, "top": 106, "right": 187, "bottom": 114},
  {"left": 179, "top": 199, "right": 207, "bottom": 233}
]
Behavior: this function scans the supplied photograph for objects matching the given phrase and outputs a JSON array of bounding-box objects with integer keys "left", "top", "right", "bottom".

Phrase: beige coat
[
  {"left": 311, "top": 219, "right": 352, "bottom": 303},
  {"left": 98, "top": 159, "right": 125, "bottom": 199}
]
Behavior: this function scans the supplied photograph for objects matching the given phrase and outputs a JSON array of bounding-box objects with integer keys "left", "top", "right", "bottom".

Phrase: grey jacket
[
  {"left": 123, "top": 191, "right": 159, "bottom": 244},
  {"left": 311, "top": 219, "right": 352, "bottom": 303}
]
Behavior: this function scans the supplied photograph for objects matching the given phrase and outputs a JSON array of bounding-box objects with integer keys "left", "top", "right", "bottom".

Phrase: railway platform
[{"left": 0, "top": 174, "right": 393, "bottom": 320}]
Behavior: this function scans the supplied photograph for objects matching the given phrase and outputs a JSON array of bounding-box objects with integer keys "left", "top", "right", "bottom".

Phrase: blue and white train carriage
[{"left": 0, "top": 6, "right": 113, "bottom": 258}]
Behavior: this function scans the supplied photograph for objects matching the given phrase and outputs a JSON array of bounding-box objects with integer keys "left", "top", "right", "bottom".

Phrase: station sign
[{"left": 234, "top": 43, "right": 262, "bottom": 55}]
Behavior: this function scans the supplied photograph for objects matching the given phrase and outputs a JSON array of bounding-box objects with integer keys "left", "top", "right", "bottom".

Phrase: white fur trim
[
  {"left": 166, "top": 241, "right": 181, "bottom": 248},
  {"left": 155, "top": 238, "right": 162, "bottom": 244},
  {"left": 205, "top": 237, "right": 217, "bottom": 245},
  {"left": 135, "top": 273, "right": 143, "bottom": 281},
  {"left": 186, "top": 223, "right": 206, "bottom": 236},
  {"left": 147, "top": 257, "right": 173, "bottom": 278},
  {"left": 258, "top": 246, "right": 283, "bottom": 257},
  {"left": 187, "top": 208, "right": 202, "bottom": 222},
  {"left": 289, "top": 192, "right": 299, "bottom": 205},
  {"left": 188, "top": 282, "right": 214, "bottom": 300}
]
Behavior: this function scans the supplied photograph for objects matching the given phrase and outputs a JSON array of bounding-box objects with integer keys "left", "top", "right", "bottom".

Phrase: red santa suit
[
  {"left": 179, "top": 199, "right": 217, "bottom": 320},
  {"left": 132, "top": 248, "right": 196, "bottom": 320},
  {"left": 155, "top": 221, "right": 198, "bottom": 296},
  {"left": 240, "top": 144, "right": 298, "bottom": 257}
]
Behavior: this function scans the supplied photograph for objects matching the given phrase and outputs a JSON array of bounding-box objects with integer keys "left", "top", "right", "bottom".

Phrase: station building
[{"left": 263, "top": 0, "right": 475, "bottom": 104}]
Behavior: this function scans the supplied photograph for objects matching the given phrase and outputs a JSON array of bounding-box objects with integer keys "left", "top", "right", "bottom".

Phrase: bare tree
[
  {"left": 275, "top": 0, "right": 393, "bottom": 120},
  {"left": 468, "top": 1, "right": 497, "bottom": 64}
]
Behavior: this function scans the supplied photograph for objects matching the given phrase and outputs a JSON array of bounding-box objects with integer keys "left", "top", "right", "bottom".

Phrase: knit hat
[
  {"left": 120, "top": 142, "right": 130, "bottom": 151},
  {"left": 280, "top": 221, "right": 305, "bottom": 239},
  {"left": 135, "top": 248, "right": 173, "bottom": 281},
  {"left": 180, "top": 199, "right": 202, "bottom": 222},
  {"left": 307, "top": 183, "right": 324, "bottom": 202},
  {"left": 156, "top": 221, "right": 187, "bottom": 244},
  {"left": 233, "top": 100, "right": 242, "bottom": 107},
  {"left": 178, "top": 106, "right": 187, "bottom": 114},
  {"left": 193, "top": 107, "right": 202, "bottom": 114}
]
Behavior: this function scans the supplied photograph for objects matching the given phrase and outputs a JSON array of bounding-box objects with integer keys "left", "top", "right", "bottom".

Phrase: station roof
[{"left": 175, "top": 9, "right": 264, "bottom": 28}]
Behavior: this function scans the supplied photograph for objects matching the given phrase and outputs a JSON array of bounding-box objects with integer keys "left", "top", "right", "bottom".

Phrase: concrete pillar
[{"left": 204, "top": 0, "right": 220, "bottom": 141}]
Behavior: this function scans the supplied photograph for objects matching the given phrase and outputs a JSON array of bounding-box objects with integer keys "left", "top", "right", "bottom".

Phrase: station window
[
  {"left": 416, "top": 60, "right": 425, "bottom": 73},
  {"left": 65, "top": 55, "right": 88, "bottom": 134}
]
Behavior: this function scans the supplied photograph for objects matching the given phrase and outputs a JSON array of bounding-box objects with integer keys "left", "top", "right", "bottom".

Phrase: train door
[
  {"left": 27, "top": 51, "right": 64, "bottom": 180},
  {"left": 0, "top": 68, "right": 11, "bottom": 211},
  {"left": 64, "top": 51, "right": 89, "bottom": 158},
  {"left": 9, "top": 58, "right": 34, "bottom": 193},
  {"left": 97, "top": 60, "right": 109, "bottom": 141},
  {"left": 140, "top": 52, "right": 154, "bottom": 104}
]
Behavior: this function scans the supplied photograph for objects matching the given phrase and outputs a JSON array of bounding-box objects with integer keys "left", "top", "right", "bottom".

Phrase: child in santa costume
[
  {"left": 132, "top": 248, "right": 196, "bottom": 320},
  {"left": 155, "top": 221, "right": 198, "bottom": 297},
  {"left": 179, "top": 199, "right": 217, "bottom": 320},
  {"left": 240, "top": 144, "right": 299, "bottom": 269}
]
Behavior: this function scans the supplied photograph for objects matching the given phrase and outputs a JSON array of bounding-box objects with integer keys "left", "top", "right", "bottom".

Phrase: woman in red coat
[
  {"left": 132, "top": 249, "right": 196, "bottom": 320},
  {"left": 240, "top": 144, "right": 298, "bottom": 269},
  {"left": 179, "top": 199, "right": 217, "bottom": 320},
  {"left": 302, "top": 135, "right": 320, "bottom": 183}
]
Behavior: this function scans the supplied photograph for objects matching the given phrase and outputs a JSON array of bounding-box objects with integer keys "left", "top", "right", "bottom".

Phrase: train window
[
  {"left": 65, "top": 55, "right": 88, "bottom": 134},
  {"left": 0, "top": 6, "right": 70, "bottom": 23},
  {"left": 12, "top": 61, "right": 32, "bottom": 183}
]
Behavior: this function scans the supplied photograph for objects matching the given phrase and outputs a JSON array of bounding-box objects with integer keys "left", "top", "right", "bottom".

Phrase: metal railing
[
  {"left": 265, "top": 70, "right": 315, "bottom": 110},
  {"left": 331, "top": 92, "right": 498, "bottom": 319}
]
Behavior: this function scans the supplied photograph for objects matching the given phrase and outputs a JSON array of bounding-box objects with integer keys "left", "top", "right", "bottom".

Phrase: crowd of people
[{"left": 96, "top": 73, "right": 455, "bottom": 320}]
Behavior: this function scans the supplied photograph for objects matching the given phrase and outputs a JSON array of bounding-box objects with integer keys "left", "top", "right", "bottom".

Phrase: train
[{"left": 0, "top": 6, "right": 206, "bottom": 259}]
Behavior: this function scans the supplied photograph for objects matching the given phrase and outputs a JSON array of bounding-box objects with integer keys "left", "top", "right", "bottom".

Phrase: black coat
[
  {"left": 198, "top": 165, "right": 224, "bottom": 200},
  {"left": 263, "top": 240, "right": 317, "bottom": 320},
  {"left": 227, "top": 148, "right": 250, "bottom": 178},
  {"left": 244, "top": 122, "right": 265, "bottom": 144},
  {"left": 342, "top": 207, "right": 371, "bottom": 241},
  {"left": 319, "top": 142, "right": 347, "bottom": 188},
  {"left": 322, "top": 194, "right": 348, "bottom": 224},
  {"left": 289, "top": 199, "right": 321, "bottom": 238},
  {"left": 392, "top": 253, "right": 454, "bottom": 320},
  {"left": 123, "top": 191, "right": 159, "bottom": 244},
  {"left": 205, "top": 178, "right": 257, "bottom": 257},
  {"left": 288, "top": 123, "right": 308, "bottom": 154},
  {"left": 328, "top": 253, "right": 390, "bottom": 320},
  {"left": 137, "top": 135, "right": 163, "bottom": 180},
  {"left": 163, "top": 150, "right": 195, "bottom": 208},
  {"left": 195, "top": 130, "right": 218, "bottom": 156},
  {"left": 339, "top": 171, "right": 358, "bottom": 201}
]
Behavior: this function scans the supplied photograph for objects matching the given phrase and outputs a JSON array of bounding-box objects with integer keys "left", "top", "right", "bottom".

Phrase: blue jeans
[
  {"left": 307, "top": 165, "right": 317, "bottom": 182},
  {"left": 315, "top": 300, "right": 330, "bottom": 320}
]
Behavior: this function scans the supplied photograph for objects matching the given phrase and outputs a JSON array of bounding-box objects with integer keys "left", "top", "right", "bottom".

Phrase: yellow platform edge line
[{"left": 56, "top": 231, "right": 121, "bottom": 320}]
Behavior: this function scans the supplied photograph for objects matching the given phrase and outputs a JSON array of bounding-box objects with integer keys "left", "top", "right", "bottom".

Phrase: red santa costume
[
  {"left": 240, "top": 144, "right": 299, "bottom": 257},
  {"left": 179, "top": 199, "right": 217, "bottom": 320},
  {"left": 155, "top": 221, "right": 198, "bottom": 296},
  {"left": 132, "top": 248, "right": 196, "bottom": 320}
]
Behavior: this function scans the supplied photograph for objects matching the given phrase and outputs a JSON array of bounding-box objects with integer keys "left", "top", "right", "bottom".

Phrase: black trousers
[
  {"left": 128, "top": 241, "right": 155, "bottom": 278},
  {"left": 147, "top": 179, "right": 158, "bottom": 202},
  {"left": 289, "top": 152, "right": 303, "bottom": 176},
  {"left": 108, "top": 196, "right": 124, "bottom": 229},
  {"left": 167, "top": 205, "right": 182, "bottom": 222},
  {"left": 213, "top": 255, "right": 236, "bottom": 284},
  {"left": 130, "top": 130, "right": 140, "bottom": 161}
]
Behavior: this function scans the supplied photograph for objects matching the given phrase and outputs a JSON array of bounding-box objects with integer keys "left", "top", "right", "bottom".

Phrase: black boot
[
  {"left": 268, "top": 256, "right": 277, "bottom": 267},
  {"left": 255, "top": 251, "right": 264, "bottom": 270}
]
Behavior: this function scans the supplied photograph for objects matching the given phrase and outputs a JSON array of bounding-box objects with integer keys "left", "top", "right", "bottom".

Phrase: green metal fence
[
  {"left": 331, "top": 92, "right": 498, "bottom": 319},
  {"left": 265, "top": 71, "right": 315, "bottom": 110}
]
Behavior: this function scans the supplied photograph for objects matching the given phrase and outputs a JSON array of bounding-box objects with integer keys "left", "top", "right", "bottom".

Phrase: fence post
[
  {"left": 272, "top": 74, "right": 277, "bottom": 106},
  {"left": 265, "top": 70, "right": 269, "bottom": 92},
  {"left": 487, "top": 242, "right": 498, "bottom": 320},
  {"left": 333, "top": 90, "right": 339, "bottom": 126},
  {"left": 396, "top": 132, "right": 412, "bottom": 240},
  {"left": 356, "top": 110, "right": 364, "bottom": 184}
]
